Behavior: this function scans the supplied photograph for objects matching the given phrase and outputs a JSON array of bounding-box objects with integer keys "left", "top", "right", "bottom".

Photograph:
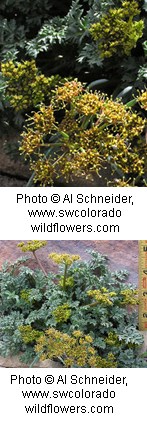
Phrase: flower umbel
[
  {"left": 90, "top": 1, "right": 144, "bottom": 58},
  {"left": 48, "top": 253, "right": 80, "bottom": 265},
  {"left": 52, "top": 304, "right": 71, "bottom": 323},
  {"left": 18, "top": 241, "right": 47, "bottom": 252},
  {"left": 1, "top": 60, "right": 62, "bottom": 111},
  {"left": 87, "top": 288, "right": 117, "bottom": 306}
]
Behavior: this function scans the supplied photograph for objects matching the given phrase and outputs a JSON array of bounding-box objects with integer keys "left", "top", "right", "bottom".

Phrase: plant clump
[
  {"left": 89, "top": 1, "right": 144, "bottom": 58},
  {"left": 1, "top": 60, "right": 62, "bottom": 111}
]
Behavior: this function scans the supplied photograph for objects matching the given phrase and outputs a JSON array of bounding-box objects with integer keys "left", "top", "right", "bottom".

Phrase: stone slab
[{"left": 0, "top": 355, "right": 63, "bottom": 368}]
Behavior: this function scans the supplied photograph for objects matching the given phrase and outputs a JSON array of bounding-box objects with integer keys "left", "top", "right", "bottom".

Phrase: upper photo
[{"left": 0, "top": 1, "right": 146, "bottom": 187}]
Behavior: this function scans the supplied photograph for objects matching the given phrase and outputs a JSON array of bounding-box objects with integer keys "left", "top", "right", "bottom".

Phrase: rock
[
  {"left": 38, "top": 359, "right": 64, "bottom": 368},
  {"left": 0, "top": 355, "right": 63, "bottom": 368},
  {"left": 139, "top": 331, "right": 147, "bottom": 355}
]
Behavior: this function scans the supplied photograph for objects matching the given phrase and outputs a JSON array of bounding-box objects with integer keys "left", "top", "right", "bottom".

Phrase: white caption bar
[
  {"left": 0, "top": 368, "right": 146, "bottom": 424},
  {"left": 0, "top": 187, "right": 146, "bottom": 239}
]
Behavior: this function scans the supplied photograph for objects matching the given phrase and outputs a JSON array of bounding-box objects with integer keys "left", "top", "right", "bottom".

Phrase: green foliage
[
  {"left": 26, "top": 17, "right": 68, "bottom": 58},
  {"left": 0, "top": 250, "right": 146, "bottom": 367},
  {"left": 25, "top": 0, "right": 109, "bottom": 68},
  {"left": 143, "top": 0, "right": 147, "bottom": 11},
  {"left": 0, "top": 17, "right": 25, "bottom": 61},
  {"left": 0, "top": 1, "right": 71, "bottom": 59}
]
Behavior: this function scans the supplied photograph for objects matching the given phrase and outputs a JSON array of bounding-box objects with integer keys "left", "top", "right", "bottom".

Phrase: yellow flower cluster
[
  {"left": 30, "top": 158, "right": 56, "bottom": 186},
  {"left": 1, "top": 60, "right": 60, "bottom": 111},
  {"left": 20, "top": 81, "right": 146, "bottom": 186},
  {"left": 62, "top": 148, "right": 102, "bottom": 179},
  {"left": 20, "top": 289, "right": 31, "bottom": 303},
  {"left": 105, "top": 332, "right": 120, "bottom": 346},
  {"left": 87, "top": 288, "right": 116, "bottom": 306},
  {"left": 19, "top": 325, "right": 43, "bottom": 343},
  {"left": 32, "top": 105, "right": 56, "bottom": 133},
  {"left": 54, "top": 80, "right": 83, "bottom": 104},
  {"left": 35, "top": 327, "right": 117, "bottom": 367},
  {"left": 138, "top": 90, "right": 147, "bottom": 111},
  {"left": 20, "top": 109, "right": 56, "bottom": 163},
  {"left": 52, "top": 304, "right": 71, "bottom": 323},
  {"left": 92, "top": 353, "right": 117, "bottom": 368},
  {"left": 90, "top": 1, "right": 144, "bottom": 58},
  {"left": 58, "top": 110, "right": 81, "bottom": 143},
  {"left": 20, "top": 130, "right": 43, "bottom": 156},
  {"left": 18, "top": 240, "right": 47, "bottom": 252},
  {"left": 76, "top": 92, "right": 104, "bottom": 116},
  {"left": 48, "top": 253, "right": 80, "bottom": 265},
  {"left": 120, "top": 288, "right": 139, "bottom": 305}
]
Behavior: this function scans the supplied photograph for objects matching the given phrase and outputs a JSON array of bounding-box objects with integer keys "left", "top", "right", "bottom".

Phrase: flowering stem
[
  {"left": 32, "top": 251, "right": 48, "bottom": 277},
  {"left": 80, "top": 115, "right": 92, "bottom": 130},
  {"left": 85, "top": 301, "right": 99, "bottom": 308},
  {"left": 53, "top": 151, "right": 67, "bottom": 166}
]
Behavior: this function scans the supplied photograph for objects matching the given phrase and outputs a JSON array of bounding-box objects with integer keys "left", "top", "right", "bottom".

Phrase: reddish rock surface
[
  {"left": 0, "top": 240, "right": 138, "bottom": 285},
  {"left": 0, "top": 131, "right": 30, "bottom": 186}
]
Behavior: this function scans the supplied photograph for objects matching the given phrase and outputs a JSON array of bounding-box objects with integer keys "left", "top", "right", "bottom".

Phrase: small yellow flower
[
  {"left": 120, "top": 288, "right": 139, "bottom": 305},
  {"left": 87, "top": 288, "right": 116, "bottom": 306},
  {"left": 84, "top": 335, "right": 93, "bottom": 343},
  {"left": 72, "top": 330, "right": 83, "bottom": 338},
  {"left": 137, "top": 90, "right": 147, "bottom": 111}
]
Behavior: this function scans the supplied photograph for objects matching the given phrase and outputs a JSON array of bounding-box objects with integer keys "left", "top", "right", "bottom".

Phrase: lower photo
[{"left": 0, "top": 240, "right": 146, "bottom": 368}]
